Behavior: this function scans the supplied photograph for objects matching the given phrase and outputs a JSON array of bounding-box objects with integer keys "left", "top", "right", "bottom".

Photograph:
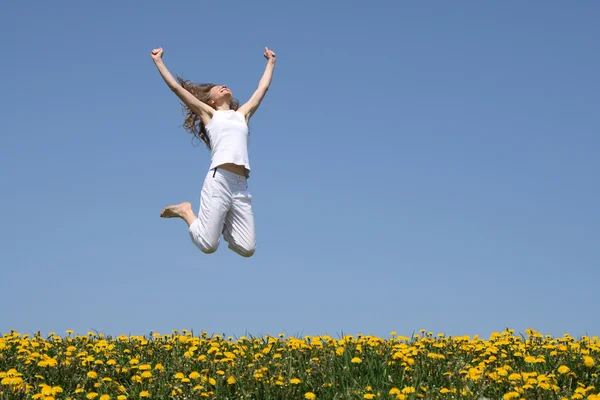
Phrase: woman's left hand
[{"left": 264, "top": 47, "right": 276, "bottom": 62}]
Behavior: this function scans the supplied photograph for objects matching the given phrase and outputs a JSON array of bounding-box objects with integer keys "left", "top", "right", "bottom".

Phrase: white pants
[{"left": 188, "top": 168, "right": 256, "bottom": 257}]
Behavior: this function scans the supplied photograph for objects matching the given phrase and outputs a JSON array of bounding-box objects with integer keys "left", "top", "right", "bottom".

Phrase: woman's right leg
[{"left": 161, "top": 170, "right": 230, "bottom": 254}]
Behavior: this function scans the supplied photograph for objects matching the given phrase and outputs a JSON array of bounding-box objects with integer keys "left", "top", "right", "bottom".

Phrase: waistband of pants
[{"left": 210, "top": 167, "right": 248, "bottom": 182}]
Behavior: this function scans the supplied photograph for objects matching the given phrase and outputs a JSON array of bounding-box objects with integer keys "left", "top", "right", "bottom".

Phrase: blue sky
[{"left": 1, "top": 1, "right": 599, "bottom": 340}]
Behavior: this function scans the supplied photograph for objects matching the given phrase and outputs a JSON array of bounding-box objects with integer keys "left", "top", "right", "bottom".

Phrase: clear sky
[{"left": 1, "top": 1, "right": 599, "bottom": 340}]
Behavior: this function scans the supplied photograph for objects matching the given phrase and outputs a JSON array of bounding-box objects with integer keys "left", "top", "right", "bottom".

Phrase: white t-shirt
[{"left": 206, "top": 110, "right": 250, "bottom": 173}]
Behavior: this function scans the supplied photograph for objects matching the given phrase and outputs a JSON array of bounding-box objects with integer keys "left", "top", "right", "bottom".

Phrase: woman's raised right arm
[{"left": 151, "top": 48, "right": 213, "bottom": 124}]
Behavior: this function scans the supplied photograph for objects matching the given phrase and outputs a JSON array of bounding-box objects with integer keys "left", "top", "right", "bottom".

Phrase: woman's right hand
[{"left": 151, "top": 48, "right": 164, "bottom": 62}]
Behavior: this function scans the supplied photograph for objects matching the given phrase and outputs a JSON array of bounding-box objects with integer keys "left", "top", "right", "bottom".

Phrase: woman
[{"left": 150, "top": 46, "right": 276, "bottom": 257}]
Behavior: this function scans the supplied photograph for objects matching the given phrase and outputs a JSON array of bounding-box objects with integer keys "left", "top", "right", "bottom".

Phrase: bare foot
[{"left": 160, "top": 202, "right": 193, "bottom": 219}]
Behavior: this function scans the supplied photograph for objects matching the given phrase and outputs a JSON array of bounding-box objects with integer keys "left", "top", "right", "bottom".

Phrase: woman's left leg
[{"left": 222, "top": 183, "right": 256, "bottom": 258}]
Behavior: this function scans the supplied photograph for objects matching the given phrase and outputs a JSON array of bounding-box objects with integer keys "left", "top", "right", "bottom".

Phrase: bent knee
[
  {"left": 201, "top": 245, "right": 218, "bottom": 254},
  {"left": 240, "top": 247, "right": 255, "bottom": 258},
  {"left": 191, "top": 235, "right": 219, "bottom": 254},
  {"left": 235, "top": 244, "right": 256, "bottom": 258}
]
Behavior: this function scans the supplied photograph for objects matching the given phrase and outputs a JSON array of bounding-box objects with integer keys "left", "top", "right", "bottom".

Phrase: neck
[{"left": 215, "top": 103, "right": 231, "bottom": 111}]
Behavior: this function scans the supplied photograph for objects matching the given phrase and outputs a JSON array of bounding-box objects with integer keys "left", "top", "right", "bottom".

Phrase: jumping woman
[{"left": 150, "top": 46, "right": 276, "bottom": 258}]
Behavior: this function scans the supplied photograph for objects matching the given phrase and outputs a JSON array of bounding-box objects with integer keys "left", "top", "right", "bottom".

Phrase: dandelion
[
  {"left": 584, "top": 356, "right": 595, "bottom": 368},
  {"left": 558, "top": 365, "right": 570, "bottom": 374},
  {"left": 508, "top": 373, "right": 522, "bottom": 381},
  {"left": 427, "top": 353, "right": 445, "bottom": 359},
  {"left": 351, "top": 357, "right": 362, "bottom": 364},
  {"left": 140, "top": 391, "right": 150, "bottom": 398},
  {"left": 305, "top": 393, "right": 316, "bottom": 399},
  {"left": 227, "top": 376, "right": 236, "bottom": 385}
]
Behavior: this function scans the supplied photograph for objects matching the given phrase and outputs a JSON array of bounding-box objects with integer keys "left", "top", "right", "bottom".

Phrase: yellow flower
[
  {"left": 351, "top": 357, "right": 362, "bottom": 364},
  {"left": 227, "top": 376, "right": 236, "bottom": 385},
  {"left": 402, "top": 387, "right": 416, "bottom": 394},
  {"left": 364, "top": 394, "right": 375, "bottom": 399},
  {"left": 558, "top": 365, "right": 570, "bottom": 374},
  {"left": 117, "top": 397, "right": 126, "bottom": 400},
  {"left": 154, "top": 364, "right": 164, "bottom": 370},
  {"left": 100, "top": 395, "right": 110, "bottom": 400},
  {"left": 508, "top": 373, "right": 522, "bottom": 381},
  {"left": 141, "top": 371, "right": 152, "bottom": 379},
  {"left": 305, "top": 393, "right": 316, "bottom": 400},
  {"left": 209, "top": 378, "right": 216, "bottom": 386},
  {"left": 584, "top": 356, "right": 595, "bottom": 368},
  {"left": 38, "top": 357, "right": 58, "bottom": 367},
  {"left": 538, "top": 382, "right": 551, "bottom": 390},
  {"left": 503, "top": 392, "right": 520, "bottom": 400},
  {"left": 395, "top": 395, "right": 407, "bottom": 400},
  {"left": 427, "top": 353, "right": 445, "bottom": 359},
  {"left": 140, "top": 391, "right": 150, "bottom": 398},
  {"left": 189, "top": 372, "right": 200, "bottom": 380},
  {"left": 87, "top": 371, "right": 98, "bottom": 379},
  {"left": 290, "top": 378, "right": 302, "bottom": 385},
  {"left": 389, "top": 388, "right": 400, "bottom": 395},
  {"left": 86, "top": 393, "right": 99, "bottom": 400},
  {"left": 174, "top": 372, "right": 185, "bottom": 380}
]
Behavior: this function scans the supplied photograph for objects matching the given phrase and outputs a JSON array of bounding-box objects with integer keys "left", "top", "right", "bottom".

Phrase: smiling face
[{"left": 208, "top": 85, "right": 232, "bottom": 107}]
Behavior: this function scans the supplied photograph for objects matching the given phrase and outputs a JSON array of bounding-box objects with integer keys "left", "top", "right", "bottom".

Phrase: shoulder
[
  {"left": 234, "top": 110, "right": 250, "bottom": 125},
  {"left": 206, "top": 110, "right": 221, "bottom": 129}
]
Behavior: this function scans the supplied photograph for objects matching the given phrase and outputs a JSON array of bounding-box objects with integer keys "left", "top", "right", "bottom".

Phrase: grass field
[{"left": 1, "top": 329, "right": 598, "bottom": 399}]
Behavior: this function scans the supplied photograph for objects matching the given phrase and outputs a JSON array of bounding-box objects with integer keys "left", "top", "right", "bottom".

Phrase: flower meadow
[{"left": 1, "top": 329, "right": 599, "bottom": 400}]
